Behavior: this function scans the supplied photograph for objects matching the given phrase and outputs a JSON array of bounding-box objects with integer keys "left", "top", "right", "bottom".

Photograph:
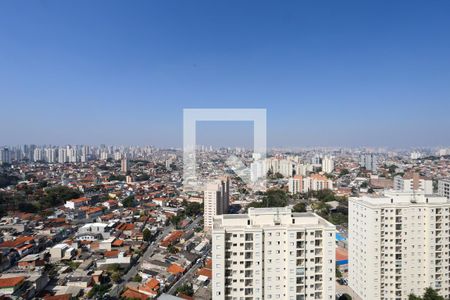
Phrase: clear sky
[{"left": 1, "top": 0, "right": 450, "bottom": 148}]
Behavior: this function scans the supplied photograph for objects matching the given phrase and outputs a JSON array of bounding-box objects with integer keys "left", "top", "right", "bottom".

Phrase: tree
[
  {"left": 167, "top": 244, "right": 178, "bottom": 254},
  {"left": 132, "top": 274, "right": 142, "bottom": 282},
  {"left": 184, "top": 202, "right": 202, "bottom": 217},
  {"left": 111, "top": 271, "right": 122, "bottom": 283},
  {"left": 122, "top": 196, "right": 135, "bottom": 208},
  {"left": 338, "top": 294, "right": 352, "bottom": 300},
  {"left": 409, "top": 288, "right": 445, "bottom": 300},
  {"left": 292, "top": 202, "right": 306, "bottom": 213},
  {"left": 339, "top": 169, "right": 350, "bottom": 177},
  {"left": 88, "top": 284, "right": 111, "bottom": 298},
  {"left": 177, "top": 284, "right": 194, "bottom": 296},
  {"left": 42, "top": 186, "right": 82, "bottom": 207},
  {"left": 143, "top": 228, "right": 152, "bottom": 242},
  {"left": 423, "top": 287, "right": 444, "bottom": 300},
  {"left": 247, "top": 189, "right": 289, "bottom": 209}
]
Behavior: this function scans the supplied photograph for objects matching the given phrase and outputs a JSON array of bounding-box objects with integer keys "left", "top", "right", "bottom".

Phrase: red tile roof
[
  {"left": 104, "top": 250, "right": 120, "bottom": 258},
  {"left": 122, "top": 288, "right": 149, "bottom": 300},
  {"left": 0, "top": 236, "right": 33, "bottom": 248},
  {"left": 0, "top": 276, "right": 25, "bottom": 288},
  {"left": 197, "top": 268, "right": 212, "bottom": 279},
  {"left": 43, "top": 294, "right": 71, "bottom": 300},
  {"left": 167, "top": 263, "right": 185, "bottom": 275}
]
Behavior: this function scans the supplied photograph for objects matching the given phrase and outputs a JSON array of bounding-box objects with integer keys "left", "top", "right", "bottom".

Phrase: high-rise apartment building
[
  {"left": 438, "top": 179, "right": 450, "bottom": 200},
  {"left": 212, "top": 207, "right": 336, "bottom": 300},
  {"left": 288, "top": 175, "right": 305, "bottom": 194},
  {"left": 33, "top": 148, "right": 43, "bottom": 162},
  {"left": 58, "top": 148, "right": 67, "bottom": 164},
  {"left": 44, "top": 148, "right": 57, "bottom": 163},
  {"left": 204, "top": 177, "right": 230, "bottom": 231},
  {"left": 360, "top": 153, "right": 378, "bottom": 172},
  {"left": 121, "top": 157, "right": 129, "bottom": 174},
  {"left": 394, "top": 172, "right": 433, "bottom": 195},
  {"left": 349, "top": 191, "right": 450, "bottom": 300},
  {"left": 321, "top": 156, "right": 334, "bottom": 174},
  {"left": 288, "top": 174, "right": 333, "bottom": 194},
  {"left": 0, "top": 148, "right": 11, "bottom": 164}
]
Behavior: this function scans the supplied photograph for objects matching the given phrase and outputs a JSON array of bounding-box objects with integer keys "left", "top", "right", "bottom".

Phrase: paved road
[
  {"left": 109, "top": 225, "right": 174, "bottom": 298},
  {"left": 167, "top": 258, "right": 204, "bottom": 295},
  {"left": 110, "top": 216, "right": 203, "bottom": 298}
]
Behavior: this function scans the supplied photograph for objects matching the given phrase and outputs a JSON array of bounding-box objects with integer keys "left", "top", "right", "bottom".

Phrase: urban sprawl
[{"left": 0, "top": 145, "right": 450, "bottom": 300}]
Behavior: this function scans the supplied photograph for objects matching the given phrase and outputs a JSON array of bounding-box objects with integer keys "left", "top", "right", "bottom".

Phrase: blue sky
[{"left": 1, "top": 0, "right": 450, "bottom": 148}]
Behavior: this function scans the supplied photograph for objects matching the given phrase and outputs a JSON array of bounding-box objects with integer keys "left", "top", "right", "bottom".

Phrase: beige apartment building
[
  {"left": 204, "top": 177, "right": 230, "bottom": 232},
  {"left": 212, "top": 207, "right": 336, "bottom": 300},
  {"left": 349, "top": 191, "right": 450, "bottom": 300}
]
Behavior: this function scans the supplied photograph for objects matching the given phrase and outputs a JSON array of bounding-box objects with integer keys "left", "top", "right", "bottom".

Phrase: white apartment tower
[
  {"left": 212, "top": 207, "right": 336, "bottom": 300},
  {"left": 438, "top": 179, "right": 450, "bottom": 200},
  {"left": 58, "top": 148, "right": 67, "bottom": 164},
  {"left": 321, "top": 156, "right": 334, "bottom": 174},
  {"left": 204, "top": 178, "right": 230, "bottom": 231},
  {"left": 394, "top": 172, "right": 433, "bottom": 195},
  {"left": 360, "top": 153, "right": 378, "bottom": 172},
  {"left": 349, "top": 191, "right": 450, "bottom": 300}
]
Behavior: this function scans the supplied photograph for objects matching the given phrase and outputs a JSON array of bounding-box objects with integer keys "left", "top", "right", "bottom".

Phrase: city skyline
[{"left": 1, "top": 1, "right": 450, "bottom": 147}]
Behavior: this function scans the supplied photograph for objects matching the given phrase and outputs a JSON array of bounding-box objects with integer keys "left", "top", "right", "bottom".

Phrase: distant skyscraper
[
  {"left": 44, "top": 148, "right": 57, "bottom": 163},
  {"left": 121, "top": 157, "right": 129, "bottom": 174},
  {"left": 360, "top": 153, "right": 378, "bottom": 172},
  {"left": 0, "top": 148, "right": 11, "bottom": 164},
  {"left": 58, "top": 148, "right": 67, "bottom": 164},
  {"left": 81, "top": 145, "right": 89, "bottom": 162},
  {"left": 349, "top": 191, "right": 450, "bottom": 299},
  {"left": 321, "top": 155, "right": 334, "bottom": 173},
  {"left": 212, "top": 207, "right": 336, "bottom": 300},
  {"left": 100, "top": 151, "right": 109, "bottom": 160},
  {"left": 33, "top": 148, "right": 43, "bottom": 162},
  {"left": 204, "top": 177, "right": 230, "bottom": 231},
  {"left": 410, "top": 151, "right": 423, "bottom": 160}
]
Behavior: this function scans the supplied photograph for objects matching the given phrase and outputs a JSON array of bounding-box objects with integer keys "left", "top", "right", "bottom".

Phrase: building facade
[
  {"left": 438, "top": 179, "right": 450, "bottom": 200},
  {"left": 321, "top": 156, "right": 334, "bottom": 174},
  {"left": 204, "top": 177, "right": 230, "bottom": 231},
  {"left": 349, "top": 191, "right": 450, "bottom": 300},
  {"left": 212, "top": 207, "right": 336, "bottom": 300},
  {"left": 394, "top": 172, "right": 433, "bottom": 195}
]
